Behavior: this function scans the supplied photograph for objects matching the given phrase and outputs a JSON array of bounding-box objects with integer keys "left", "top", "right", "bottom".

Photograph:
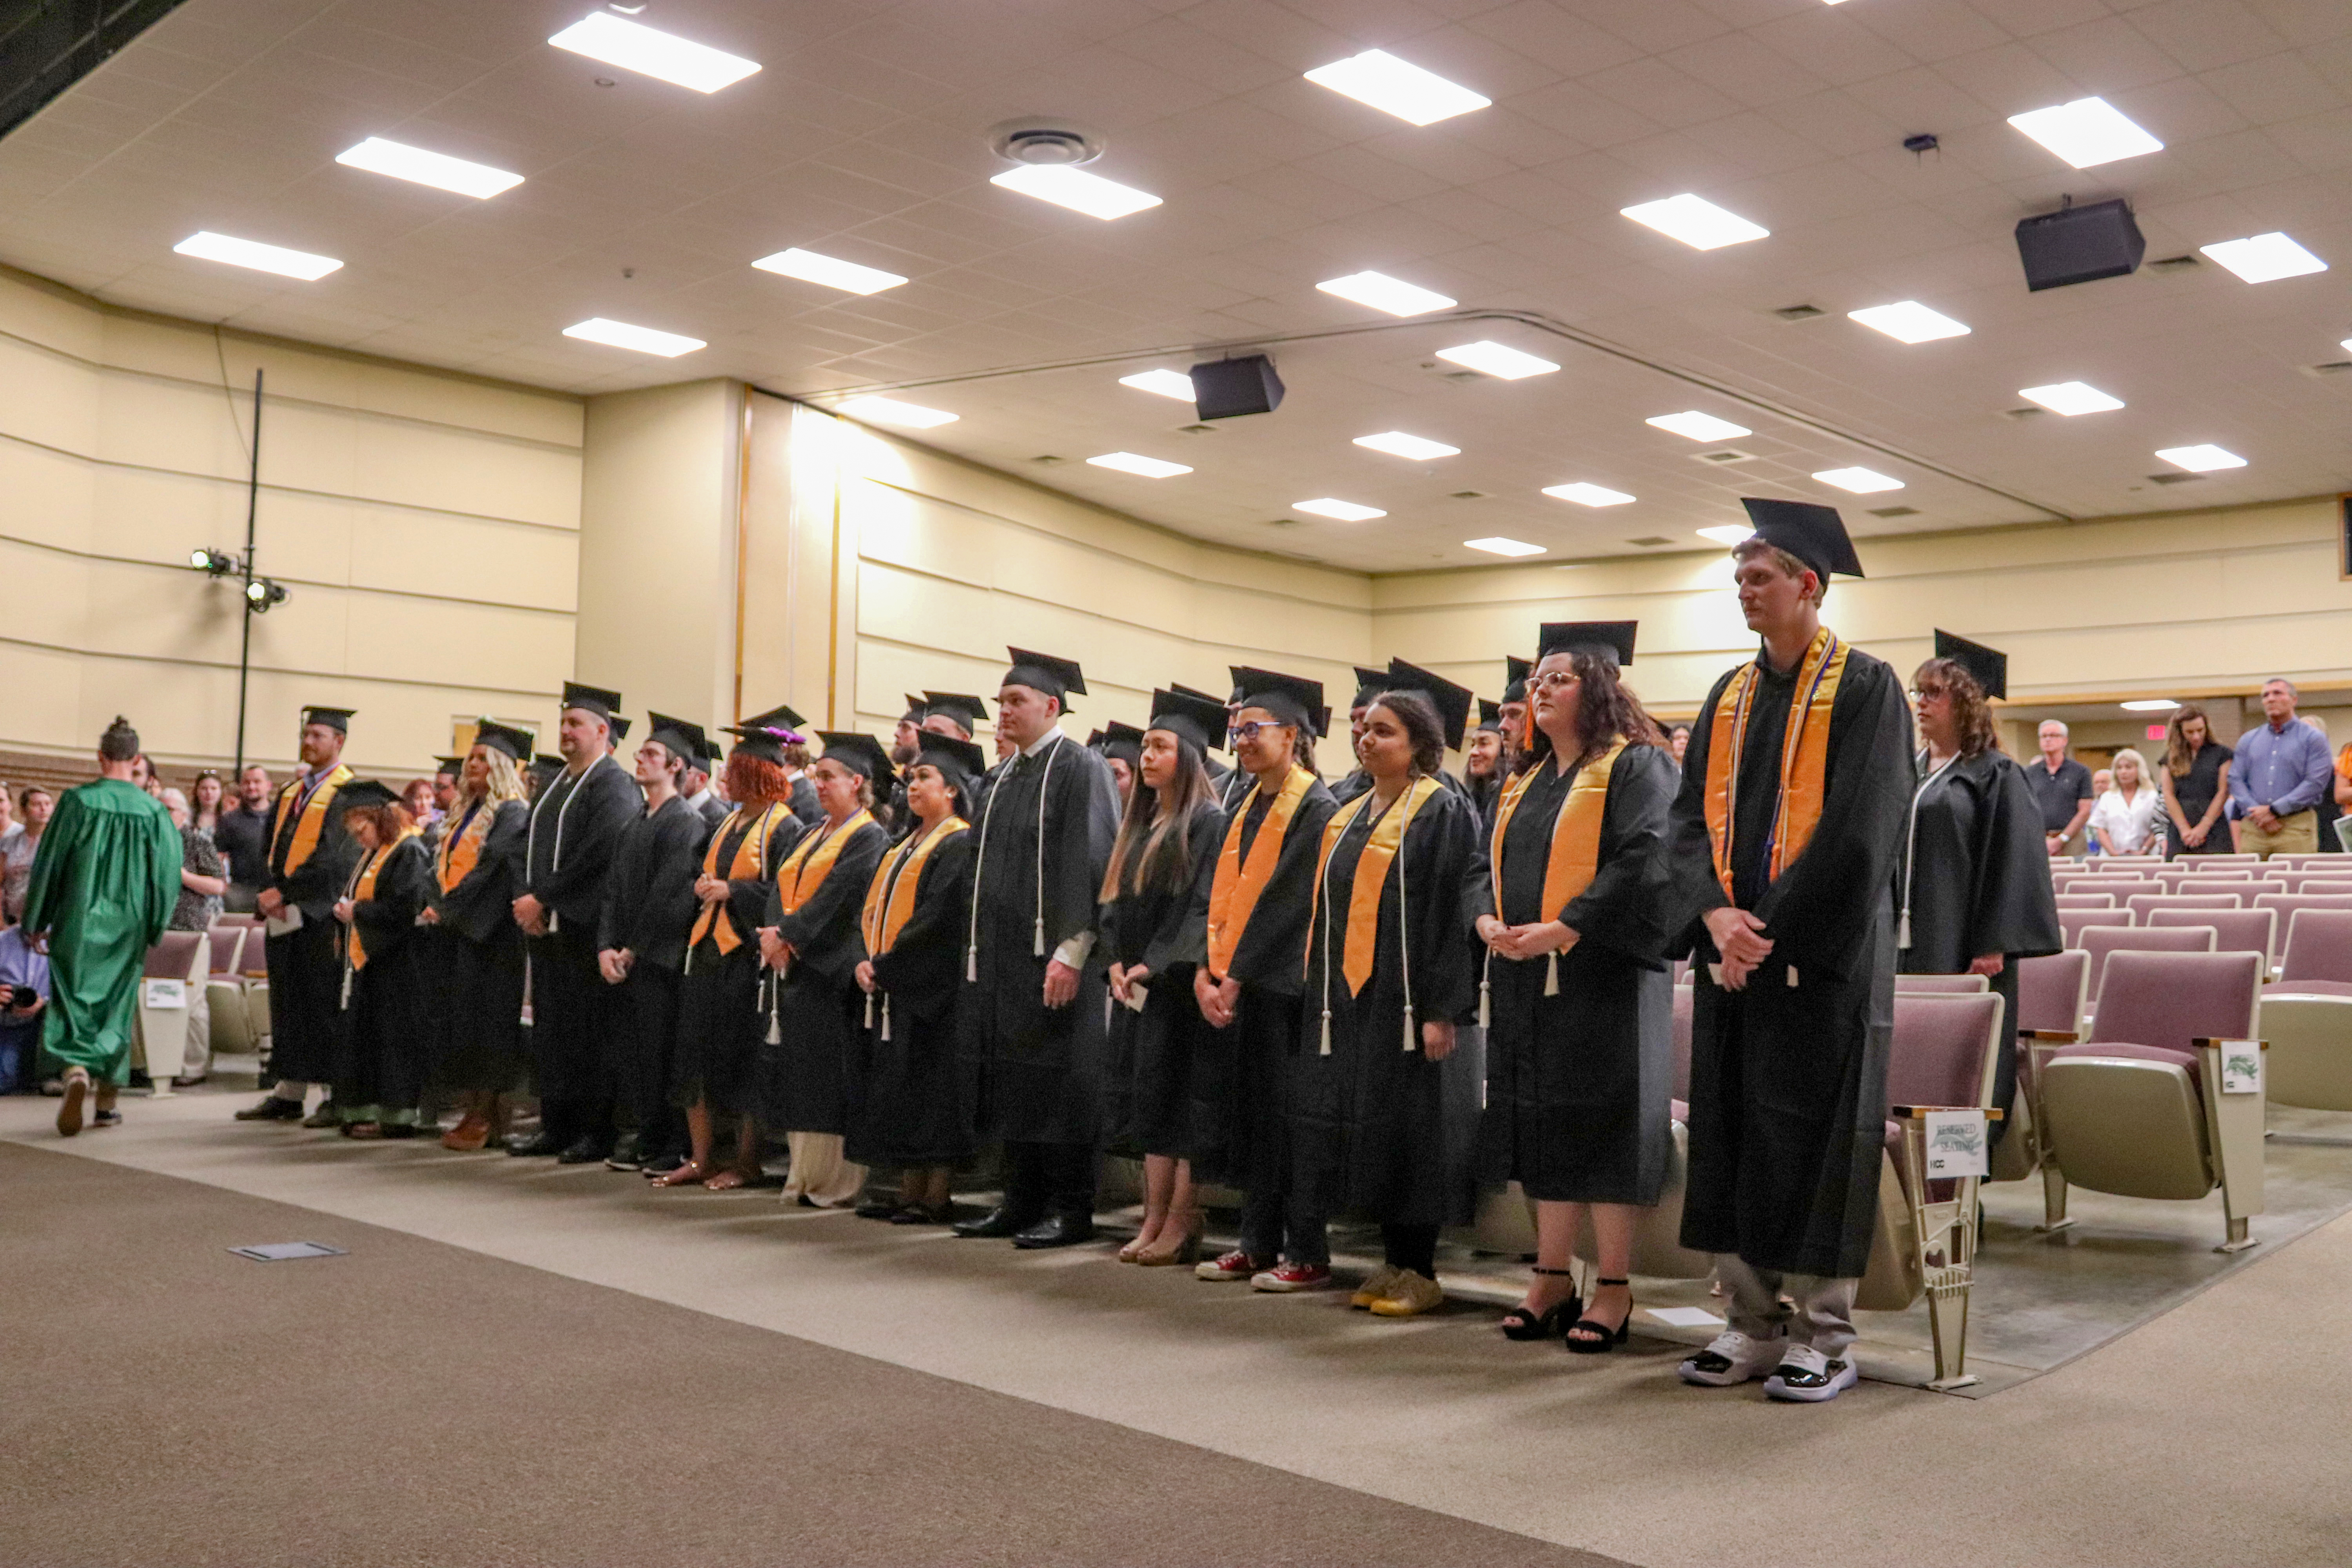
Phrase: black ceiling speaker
[
  {"left": 1189, "top": 355, "right": 1284, "bottom": 420},
  {"left": 2015, "top": 198, "right": 2145, "bottom": 291}
]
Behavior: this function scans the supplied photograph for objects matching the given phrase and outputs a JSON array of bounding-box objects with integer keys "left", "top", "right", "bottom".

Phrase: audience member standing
[
  {"left": 2087, "top": 749, "right": 2161, "bottom": 856},
  {"left": 215, "top": 765, "right": 272, "bottom": 912},
  {"left": 159, "top": 787, "right": 226, "bottom": 1087},
  {"left": 2024, "top": 721, "right": 2094, "bottom": 858},
  {"left": 0, "top": 918, "right": 50, "bottom": 1091},
  {"left": 20, "top": 717, "right": 180, "bottom": 1136},
  {"left": 2159, "top": 706, "right": 2234, "bottom": 858},
  {"left": 4, "top": 786, "right": 51, "bottom": 924},
  {"left": 2230, "top": 680, "right": 2334, "bottom": 859}
]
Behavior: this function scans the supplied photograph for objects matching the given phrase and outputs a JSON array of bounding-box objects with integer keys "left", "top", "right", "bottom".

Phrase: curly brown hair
[
  {"left": 724, "top": 752, "right": 791, "bottom": 808},
  {"left": 1912, "top": 657, "right": 2000, "bottom": 759},
  {"left": 1367, "top": 690, "right": 1447, "bottom": 778},
  {"left": 1514, "top": 650, "right": 1665, "bottom": 776},
  {"left": 2164, "top": 704, "right": 2214, "bottom": 778},
  {"left": 341, "top": 800, "right": 415, "bottom": 842}
]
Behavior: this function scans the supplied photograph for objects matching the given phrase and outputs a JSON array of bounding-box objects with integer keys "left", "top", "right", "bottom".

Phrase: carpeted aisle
[{"left": 0, "top": 1142, "right": 1628, "bottom": 1568}]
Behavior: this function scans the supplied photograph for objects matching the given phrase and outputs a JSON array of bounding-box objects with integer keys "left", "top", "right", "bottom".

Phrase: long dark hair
[
  {"left": 1514, "top": 651, "right": 1664, "bottom": 776},
  {"left": 1911, "top": 657, "right": 2000, "bottom": 759},
  {"left": 1102, "top": 735, "right": 1214, "bottom": 898},
  {"left": 2165, "top": 704, "right": 2213, "bottom": 778},
  {"left": 1368, "top": 690, "right": 1447, "bottom": 779}
]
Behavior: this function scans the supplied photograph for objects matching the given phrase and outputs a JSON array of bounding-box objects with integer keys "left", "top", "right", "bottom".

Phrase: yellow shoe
[
  {"left": 1367, "top": 1270, "right": 1445, "bottom": 1318},
  {"left": 1350, "top": 1264, "right": 1403, "bottom": 1310}
]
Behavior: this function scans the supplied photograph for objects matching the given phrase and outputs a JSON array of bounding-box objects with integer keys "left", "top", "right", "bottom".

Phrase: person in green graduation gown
[{"left": 20, "top": 716, "right": 180, "bottom": 1136}]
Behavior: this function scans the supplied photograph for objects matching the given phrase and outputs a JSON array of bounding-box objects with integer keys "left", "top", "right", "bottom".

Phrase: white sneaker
[
  {"left": 1763, "top": 1343, "right": 1858, "bottom": 1403},
  {"left": 1677, "top": 1329, "right": 1785, "bottom": 1387}
]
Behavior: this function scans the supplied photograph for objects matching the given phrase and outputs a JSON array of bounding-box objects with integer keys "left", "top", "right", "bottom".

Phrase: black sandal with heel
[
  {"left": 1565, "top": 1276, "right": 1633, "bottom": 1354},
  {"left": 1500, "top": 1265, "right": 1582, "bottom": 1342}
]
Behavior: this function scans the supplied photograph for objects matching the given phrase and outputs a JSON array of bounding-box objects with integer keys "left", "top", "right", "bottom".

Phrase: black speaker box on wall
[
  {"left": 1190, "top": 355, "right": 1285, "bottom": 419},
  {"left": 2015, "top": 198, "right": 2146, "bottom": 291}
]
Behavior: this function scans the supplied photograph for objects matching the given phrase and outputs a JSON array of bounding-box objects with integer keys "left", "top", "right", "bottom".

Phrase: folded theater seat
[
  {"left": 2258, "top": 911, "right": 2352, "bottom": 1114},
  {"left": 1895, "top": 974, "right": 1989, "bottom": 995}
]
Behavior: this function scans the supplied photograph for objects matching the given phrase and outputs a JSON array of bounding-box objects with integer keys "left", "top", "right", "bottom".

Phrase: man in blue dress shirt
[{"left": 2229, "top": 679, "right": 2334, "bottom": 859}]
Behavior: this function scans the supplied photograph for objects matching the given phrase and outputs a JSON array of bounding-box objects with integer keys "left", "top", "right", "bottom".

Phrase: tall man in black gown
[
  {"left": 1665, "top": 499, "right": 1914, "bottom": 1405},
  {"left": 952, "top": 648, "right": 1122, "bottom": 1249},
  {"left": 511, "top": 682, "right": 642, "bottom": 1161}
]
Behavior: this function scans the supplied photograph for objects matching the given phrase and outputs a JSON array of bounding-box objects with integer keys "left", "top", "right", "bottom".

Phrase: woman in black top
[
  {"left": 2160, "top": 704, "right": 2235, "bottom": 858},
  {"left": 422, "top": 723, "right": 532, "bottom": 1151},
  {"left": 330, "top": 782, "right": 435, "bottom": 1138}
]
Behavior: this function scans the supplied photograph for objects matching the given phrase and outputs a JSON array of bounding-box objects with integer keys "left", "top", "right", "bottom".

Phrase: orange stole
[
  {"left": 1309, "top": 775, "right": 1442, "bottom": 998},
  {"left": 270, "top": 764, "right": 353, "bottom": 877},
  {"left": 1487, "top": 740, "right": 1626, "bottom": 926},
  {"left": 775, "top": 809, "right": 875, "bottom": 919},
  {"left": 689, "top": 803, "right": 786, "bottom": 954},
  {"left": 860, "top": 817, "right": 967, "bottom": 956},
  {"left": 434, "top": 799, "right": 491, "bottom": 893},
  {"left": 1204, "top": 764, "right": 1314, "bottom": 978},
  {"left": 347, "top": 829, "right": 417, "bottom": 970},
  {"left": 1703, "top": 625, "right": 1849, "bottom": 903}
]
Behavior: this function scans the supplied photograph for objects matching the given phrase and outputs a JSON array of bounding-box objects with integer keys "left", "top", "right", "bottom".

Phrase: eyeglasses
[
  {"left": 1531, "top": 670, "right": 1580, "bottom": 690},
  {"left": 1908, "top": 687, "right": 1949, "bottom": 702},
  {"left": 1230, "top": 720, "right": 1294, "bottom": 741}
]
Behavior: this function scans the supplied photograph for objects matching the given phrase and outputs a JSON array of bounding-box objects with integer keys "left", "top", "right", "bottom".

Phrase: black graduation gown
[
  {"left": 763, "top": 815, "right": 889, "bottom": 1134},
  {"left": 599, "top": 796, "right": 710, "bottom": 1109},
  {"left": 959, "top": 732, "right": 1123, "bottom": 1146},
  {"left": 334, "top": 835, "right": 432, "bottom": 1114},
  {"left": 787, "top": 775, "right": 823, "bottom": 826},
  {"left": 522, "top": 756, "right": 641, "bottom": 1104},
  {"left": 1665, "top": 642, "right": 1914, "bottom": 1279},
  {"left": 847, "top": 826, "right": 977, "bottom": 1167},
  {"left": 677, "top": 804, "right": 802, "bottom": 1115},
  {"left": 1101, "top": 799, "right": 1225, "bottom": 1159},
  {"left": 1896, "top": 748, "right": 2063, "bottom": 1142},
  {"left": 1184, "top": 773, "right": 1338, "bottom": 1192},
  {"left": 425, "top": 797, "right": 528, "bottom": 1092},
  {"left": 1289, "top": 783, "right": 1486, "bottom": 1227},
  {"left": 262, "top": 771, "right": 363, "bottom": 1085},
  {"left": 1475, "top": 746, "right": 1677, "bottom": 1205}
]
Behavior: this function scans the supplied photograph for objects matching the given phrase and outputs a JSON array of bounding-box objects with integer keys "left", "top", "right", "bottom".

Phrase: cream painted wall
[{"left": 0, "top": 269, "right": 582, "bottom": 777}]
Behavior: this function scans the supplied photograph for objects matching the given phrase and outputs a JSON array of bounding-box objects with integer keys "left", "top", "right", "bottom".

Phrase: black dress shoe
[
  {"left": 951, "top": 1204, "right": 1037, "bottom": 1239},
  {"left": 1012, "top": 1212, "right": 1097, "bottom": 1250},
  {"left": 378, "top": 1122, "right": 422, "bottom": 1140},
  {"left": 556, "top": 1136, "right": 612, "bottom": 1165},
  {"left": 234, "top": 1096, "right": 305, "bottom": 1122},
  {"left": 641, "top": 1151, "right": 686, "bottom": 1177},
  {"left": 604, "top": 1134, "right": 644, "bottom": 1171},
  {"left": 855, "top": 1196, "right": 903, "bottom": 1221},
  {"left": 506, "top": 1131, "right": 564, "bottom": 1157}
]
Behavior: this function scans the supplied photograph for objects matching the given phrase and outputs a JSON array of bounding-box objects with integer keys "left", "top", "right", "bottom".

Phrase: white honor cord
[
  {"left": 1317, "top": 828, "right": 1334, "bottom": 1056},
  {"left": 337, "top": 847, "right": 369, "bottom": 1009},
  {"left": 529, "top": 750, "right": 605, "bottom": 935},
  {"left": 1897, "top": 749, "right": 1955, "bottom": 952},
  {"left": 1032, "top": 734, "right": 1060, "bottom": 957},
  {"left": 965, "top": 755, "right": 1007, "bottom": 984},
  {"left": 1397, "top": 777, "right": 1416, "bottom": 1052}
]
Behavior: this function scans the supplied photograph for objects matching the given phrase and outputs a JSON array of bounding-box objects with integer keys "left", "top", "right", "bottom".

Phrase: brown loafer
[{"left": 441, "top": 1113, "right": 490, "bottom": 1152}]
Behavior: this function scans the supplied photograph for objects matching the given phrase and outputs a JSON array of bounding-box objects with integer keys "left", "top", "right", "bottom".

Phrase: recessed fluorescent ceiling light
[
  {"left": 1119, "top": 368, "right": 1196, "bottom": 401},
  {"left": 837, "top": 395, "right": 956, "bottom": 428},
  {"left": 1813, "top": 466, "right": 1904, "bottom": 493},
  {"left": 562, "top": 317, "right": 704, "bottom": 357},
  {"left": 2155, "top": 444, "right": 2245, "bottom": 472},
  {"left": 1303, "top": 49, "right": 1488, "bottom": 126},
  {"left": 1543, "top": 482, "right": 1635, "bottom": 507},
  {"left": 2198, "top": 232, "right": 2327, "bottom": 284},
  {"left": 2018, "top": 381, "right": 2125, "bottom": 416},
  {"left": 1848, "top": 301, "right": 1970, "bottom": 343},
  {"left": 990, "top": 164, "right": 1160, "bottom": 220},
  {"left": 1436, "top": 341, "right": 1558, "bottom": 379},
  {"left": 1465, "top": 536, "right": 1544, "bottom": 557},
  {"left": 172, "top": 231, "right": 342, "bottom": 280},
  {"left": 1620, "top": 194, "right": 1769, "bottom": 250},
  {"left": 1316, "top": 270, "right": 1456, "bottom": 316},
  {"left": 334, "top": 137, "right": 521, "bottom": 198},
  {"left": 2120, "top": 699, "right": 2180, "bottom": 712},
  {"left": 1696, "top": 524, "right": 1755, "bottom": 544},
  {"left": 1088, "top": 451, "right": 1191, "bottom": 477},
  {"left": 2006, "top": 97, "right": 2162, "bottom": 169},
  {"left": 1293, "top": 497, "right": 1386, "bottom": 521},
  {"left": 1646, "top": 410, "right": 1751, "bottom": 441},
  {"left": 548, "top": 13, "right": 759, "bottom": 93},
  {"left": 1355, "top": 431, "right": 1458, "bottom": 460},
  {"left": 752, "top": 248, "right": 906, "bottom": 295}
]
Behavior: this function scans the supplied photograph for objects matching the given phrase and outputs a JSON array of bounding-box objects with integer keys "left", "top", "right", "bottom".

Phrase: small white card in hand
[
  {"left": 2219, "top": 1041, "right": 2263, "bottom": 1096},
  {"left": 265, "top": 906, "right": 303, "bottom": 936},
  {"left": 142, "top": 978, "right": 187, "bottom": 1009},
  {"left": 1922, "top": 1109, "right": 1989, "bottom": 1179},
  {"left": 1123, "top": 981, "right": 1149, "bottom": 1013}
]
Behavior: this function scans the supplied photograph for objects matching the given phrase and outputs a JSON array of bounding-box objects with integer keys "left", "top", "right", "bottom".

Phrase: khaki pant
[{"left": 2240, "top": 809, "right": 2319, "bottom": 860}]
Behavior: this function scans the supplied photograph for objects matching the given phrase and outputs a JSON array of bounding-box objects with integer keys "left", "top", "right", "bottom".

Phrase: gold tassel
[
  {"left": 1544, "top": 951, "right": 1559, "bottom": 997},
  {"left": 1319, "top": 1009, "right": 1332, "bottom": 1055},
  {"left": 1402, "top": 1006, "right": 1416, "bottom": 1052}
]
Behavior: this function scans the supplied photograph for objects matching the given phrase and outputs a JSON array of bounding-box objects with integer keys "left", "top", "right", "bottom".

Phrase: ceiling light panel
[
  {"left": 2018, "top": 381, "right": 2125, "bottom": 416},
  {"left": 1696, "top": 525, "right": 1755, "bottom": 544},
  {"left": 1303, "top": 50, "right": 1489, "bottom": 126},
  {"left": 1848, "top": 301, "right": 1970, "bottom": 343},
  {"left": 2120, "top": 699, "right": 2180, "bottom": 711},
  {"left": 1436, "top": 341, "right": 1558, "bottom": 379},
  {"left": 562, "top": 317, "right": 704, "bottom": 357},
  {"left": 989, "top": 164, "right": 1161, "bottom": 220},
  {"left": 1465, "top": 537, "right": 1544, "bottom": 557},
  {"left": 1316, "top": 270, "right": 1455, "bottom": 317},
  {"left": 1354, "top": 431, "right": 1458, "bottom": 460},
  {"left": 1619, "top": 194, "right": 1769, "bottom": 250},
  {"left": 2198, "top": 233, "right": 2327, "bottom": 284},
  {"left": 548, "top": 13, "right": 760, "bottom": 93},
  {"left": 1293, "top": 497, "right": 1386, "bottom": 521},
  {"left": 1118, "top": 369, "right": 1196, "bottom": 401},
  {"left": 335, "top": 138, "right": 521, "bottom": 198},
  {"left": 752, "top": 248, "right": 906, "bottom": 295},
  {"left": 172, "top": 231, "right": 342, "bottom": 279},
  {"left": 1543, "top": 482, "right": 1635, "bottom": 507},
  {"left": 2154, "top": 444, "right": 2245, "bottom": 472},
  {"left": 1813, "top": 467, "right": 1904, "bottom": 493},
  {"left": 1646, "top": 410, "right": 1751, "bottom": 441},
  {"left": 2006, "top": 98, "right": 2163, "bottom": 169},
  {"left": 1088, "top": 451, "right": 1191, "bottom": 477},
  {"left": 838, "top": 395, "right": 956, "bottom": 428}
]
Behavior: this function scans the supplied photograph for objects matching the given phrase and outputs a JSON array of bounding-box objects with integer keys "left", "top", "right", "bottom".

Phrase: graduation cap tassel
[{"left": 1544, "top": 951, "right": 1560, "bottom": 998}]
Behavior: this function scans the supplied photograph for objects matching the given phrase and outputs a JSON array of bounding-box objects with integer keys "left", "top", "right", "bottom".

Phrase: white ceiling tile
[
  {"left": 2128, "top": 0, "right": 2294, "bottom": 72},
  {"left": 2025, "top": 16, "right": 2197, "bottom": 92}
]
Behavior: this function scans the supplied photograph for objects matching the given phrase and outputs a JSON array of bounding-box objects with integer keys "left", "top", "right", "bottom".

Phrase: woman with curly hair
[{"left": 423, "top": 722, "right": 533, "bottom": 1151}]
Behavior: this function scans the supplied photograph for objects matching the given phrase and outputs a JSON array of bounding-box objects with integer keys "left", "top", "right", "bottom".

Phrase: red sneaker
[
  {"left": 1194, "top": 1249, "right": 1269, "bottom": 1281},
  {"left": 1251, "top": 1262, "right": 1334, "bottom": 1293}
]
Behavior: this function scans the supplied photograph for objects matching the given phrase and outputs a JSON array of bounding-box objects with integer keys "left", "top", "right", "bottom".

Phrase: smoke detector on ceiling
[{"left": 989, "top": 120, "right": 1105, "bottom": 165}]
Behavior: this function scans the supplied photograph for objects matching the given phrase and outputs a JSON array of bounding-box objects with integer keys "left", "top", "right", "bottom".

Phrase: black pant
[
  {"left": 1383, "top": 1221, "right": 1439, "bottom": 1280},
  {"left": 1240, "top": 1187, "right": 1330, "bottom": 1267},
  {"left": 619, "top": 962, "right": 685, "bottom": 1157},
  {"left": 262, "top": 917, "right": 341, "bottom": 1085},
  {"left": 1002, "top": 1139, "right": 1097, "bottom": 1220},
  {"left": 529, "top": 923, "right": 615, "bottom": 1149}
]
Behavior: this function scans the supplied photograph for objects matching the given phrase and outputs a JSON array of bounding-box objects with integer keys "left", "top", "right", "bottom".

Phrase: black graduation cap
[
  {"left": 1149, "top": 688, "right": 1229, "bottom": 755},
  {"left": 1502, "top": 656, "right": 1531, "bottom": 705},
  {"left": 1476, "top": 700, "right": 1502, "bottom": 733},
  {"left": 1350, "top": 666, "right": 1388, "bottom": 711},
  {"left": 1381, "top": 658, "right": 1474, "bottom": 752},
  {"left": 1933, "top": 629, "right": 2008, "bottom": 702},
  {"left": 1538, "top": 621, "right": 1638, "bottom": 668},
  {"left": 922, "top": 691, "right": 989, "bottom": 735},
  {"left": 335, "top": 779, "right": 399, "bottom": 814},
  {"left": 914, "top": 731, "right": 985, "bottom": 787},
  {"left": 646, "top": 711, "right": 706, "bottom": 761},
  {"left": 699, "top": 736, "right": 724, "bottom": 764},
  {"left": 608, "top": 715, "right": 632, "bottom": 742},
  {"left": 1091, "top": 720, "right": 1145, "bottom": 769},
  {"left": 742, "top": 701, "right": 807, "bottom": 733},
  {"left": 900, "top": 693, "right": 929, "bottom": 724},
  {"left": 1739, "top": 497, "right": 1865, "bottom": 582},
  {"left": 302, "top": 705, "right": 354, "bottom": 734},
  {"left": 433, "top": 756, "right": 465, "bottom": 777},
  {"left": 560, "top": 681, "right": 622, "bottom": 722},
  {"left": 816, "top": 730, "right": 895, "bottom": 786},
  {"left": 1229, "top": 666, "right": 1327, "bottom": 736},
  {"left": 1003, "top": 648, "right": 1087, "bottom": 708},
  {"left": 472, "top": 720, "right": 532, "bottom": 762},
  {"left": 532, "top": 753, "right": 564, "bottom": 771}
]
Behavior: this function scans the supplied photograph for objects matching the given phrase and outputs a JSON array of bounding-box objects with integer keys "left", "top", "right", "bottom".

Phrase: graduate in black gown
[
  {"left": 1102, "top": 688, "right": 1228, "bottom": 1268},
  {"left": 1465, "top": 700, "right": 1508, "bottom": 833},
  {"left": 761, "top": 731, "right": 891, "bottom": 1207},
  {"left": 422, "top": 720, "right": 531, "bottom": 1151},
  {"left": 328, "top": 781, "right": 434, "bottom": 1136},
  {"left": 596, "top": 714, "right": 712, "bottom": 1172},
  {"left": 952, "top": 648, "right": 1123, "bottom": 1249},
  {"left": 1187, "top": 668, "right": 1339, "bottom": 1290},
  {"left": 1664, "top": 500, "right": 1913, "bottom": 1404},
  {"left": 1089, "top": 721, "right": 1143, "bottom": 806},
  {"left": 1474, "top": 622, "right": 1677, "bottom": 1352},
  {"left": 849, "top": 732, "right": 983, "bottom": 1223},
  {"left": 1328, "top": 666, "right": 1389, "bottom": 805},
  {"left": 661, "top": 711, "right": 804, "bottom": 1188},
  {"left": 1292, "top": 667, "right": 1486, "bottom": 1319},
  {"left": 1896, "top": 633, "right": 2062, "bottom": 1146}
]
